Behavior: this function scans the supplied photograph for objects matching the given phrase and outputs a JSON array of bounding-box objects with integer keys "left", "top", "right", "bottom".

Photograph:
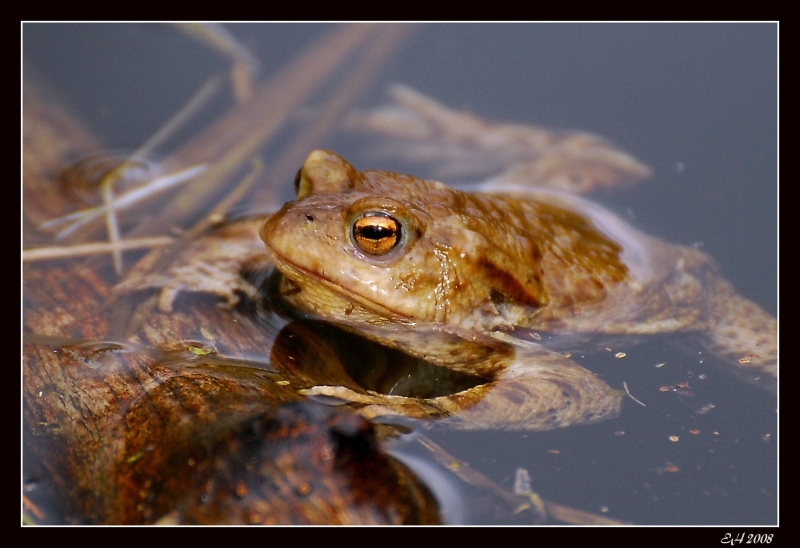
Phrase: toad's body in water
[{"left": 117, "top": 87, "right": 777, "bottom": 431}]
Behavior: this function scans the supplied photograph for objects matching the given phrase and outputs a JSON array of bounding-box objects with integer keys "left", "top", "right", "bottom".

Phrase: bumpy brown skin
[{"left": 259, "top": 151, "right": 776, "bottom": 429}]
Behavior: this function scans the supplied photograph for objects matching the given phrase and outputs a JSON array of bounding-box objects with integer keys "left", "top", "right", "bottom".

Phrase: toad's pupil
[{"left": 359, "top": 225, "right": 394, "bottom": 240}]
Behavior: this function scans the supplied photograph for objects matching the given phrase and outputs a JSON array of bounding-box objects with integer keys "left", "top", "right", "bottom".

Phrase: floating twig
[
  {"left": 41, "top": 164, "right": 207, "bottom": 239},
  {"left": 24, "top": 236, "right": 175, "bottom": 262},
  {"left": 623, "top": 381, "right": 646, "bottom": 406}
]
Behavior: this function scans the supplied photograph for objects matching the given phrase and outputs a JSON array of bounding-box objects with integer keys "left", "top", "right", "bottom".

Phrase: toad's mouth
[{"left": 263, "top": 242, "right": 415, "bottom": 327}]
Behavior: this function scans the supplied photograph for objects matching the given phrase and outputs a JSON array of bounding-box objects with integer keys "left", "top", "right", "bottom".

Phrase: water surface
[{"left": 23, "top": 22, "right": 777, "bottom": 525}]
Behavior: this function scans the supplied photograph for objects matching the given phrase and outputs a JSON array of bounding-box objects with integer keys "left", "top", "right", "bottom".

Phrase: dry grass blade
[
  {"left": 23, "top": 237, "right": 175, "bottom": 262},
  {"left": 543, "top": 501, "right": 631, "bottom": 526},
  {"left": 252, "top": 24, "right": 417, "bottom": 206},
  {"left": 41, "top": 165, "right": 208, "bottom": 238},
  {"left": 153, "top": 24, "right": 384, "bottom": 226},
  {"left": 122, "top": 24, "right": 414, "bottom": 283}
]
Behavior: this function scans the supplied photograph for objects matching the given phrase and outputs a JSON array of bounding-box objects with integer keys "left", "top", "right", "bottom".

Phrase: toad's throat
[{"left": 265, "top": 245, "right": 416, "bottom": 326}]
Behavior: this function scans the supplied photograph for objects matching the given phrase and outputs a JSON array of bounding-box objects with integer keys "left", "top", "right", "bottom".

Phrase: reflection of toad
[{"left": 117, "top": 88, "right": 776, "bottom": 431}]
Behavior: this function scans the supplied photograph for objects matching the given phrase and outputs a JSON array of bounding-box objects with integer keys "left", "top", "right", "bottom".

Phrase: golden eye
[{"left": 352, "top": 213, "right": 402, "bottom": 255}]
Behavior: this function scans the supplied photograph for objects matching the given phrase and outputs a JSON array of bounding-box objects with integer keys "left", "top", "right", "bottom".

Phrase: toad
[{"left": 117, "top": 87, "right": 777, "bottom": 431}]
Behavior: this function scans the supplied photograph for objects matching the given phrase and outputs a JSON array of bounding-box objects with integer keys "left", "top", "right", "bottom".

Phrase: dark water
[{"left": 23, "top": 23, "right": 777, "bottom": 525}]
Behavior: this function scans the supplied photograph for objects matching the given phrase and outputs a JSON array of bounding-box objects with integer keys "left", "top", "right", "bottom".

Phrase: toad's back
[{"left": 261, "top": 150, "right": 775, "bottom": 395}]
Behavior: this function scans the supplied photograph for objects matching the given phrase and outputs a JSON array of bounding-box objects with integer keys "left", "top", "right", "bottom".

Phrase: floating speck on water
[
  {"left": 188, "top": 345, "right": 212, "bottom": 356},
  {"left": 697, "top": 403, "right": 716, "bottom": 415},
  {"left": 514, "top": 468, "right": 532, "bottom": 495},
  {"left": 208, "top": 212, "right": 225, "bottom": 225}
]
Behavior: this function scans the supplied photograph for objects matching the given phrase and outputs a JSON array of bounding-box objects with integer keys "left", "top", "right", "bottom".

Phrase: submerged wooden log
[{"left": 22, "top": 38, "right": 441, "bottom": 524}]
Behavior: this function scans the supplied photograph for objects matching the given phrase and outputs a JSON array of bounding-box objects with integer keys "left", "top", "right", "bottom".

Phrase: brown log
[{"left": 22, "top": 48, "right": 439, "bottom": 524}]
